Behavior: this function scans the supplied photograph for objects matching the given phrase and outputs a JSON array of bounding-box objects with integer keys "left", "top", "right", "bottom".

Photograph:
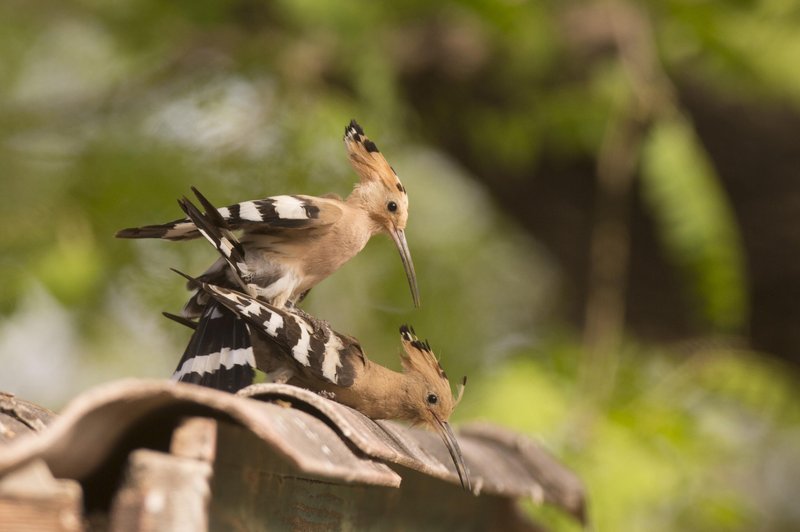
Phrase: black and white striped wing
[
  {"left": 177, "top": 190, "right": 251, "bottom": 290},
  {"left": 200, "top": 283, "right": 363, "bottom": 387},
  {"left": 171, "top": 302, "right": 256, "bottom": 393},
  {"left": 117, "top": 194, "right": 342, "bottom": 241}
]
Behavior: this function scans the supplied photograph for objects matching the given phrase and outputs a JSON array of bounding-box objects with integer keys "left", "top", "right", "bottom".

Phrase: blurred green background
[{"left": 2, "top": 1, "right": 800, "bottom": 530}]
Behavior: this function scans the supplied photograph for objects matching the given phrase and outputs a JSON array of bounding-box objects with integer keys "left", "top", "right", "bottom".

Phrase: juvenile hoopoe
[
  {"left": 117, "top": 121, "right": 419, "bottom": 391},
  {"left": 187, "top": 274, "right": 470, "bottom": 491}
]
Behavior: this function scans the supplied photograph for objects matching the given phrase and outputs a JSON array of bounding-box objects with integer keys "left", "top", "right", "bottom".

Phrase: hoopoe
[
  {"left": 187, "top": 273, "right": 471, "bottom": 491},
  {"left": 117, "top": 121, "right": 419, "bottom": 391},
  {"left": 117, "top": 120, "right": 418, "bottom": 309}
]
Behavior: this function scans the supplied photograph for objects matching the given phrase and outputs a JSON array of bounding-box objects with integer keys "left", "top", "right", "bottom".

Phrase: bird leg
[{"left": 264, "top": 366, "right": 295, "bottom": 384}]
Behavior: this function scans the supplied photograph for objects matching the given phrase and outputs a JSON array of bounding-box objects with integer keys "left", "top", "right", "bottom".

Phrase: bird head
[
  {"left": 398, "top": 325, "right": 470, "bottom": 491},
  {"left": 345, "top": 120, "right": 419, "bottom": 307}
]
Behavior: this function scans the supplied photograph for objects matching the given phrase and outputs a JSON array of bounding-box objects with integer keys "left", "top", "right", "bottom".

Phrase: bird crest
[
  {"left": 344, "top": 120, "right": 406, "bottom": 195},
  {"left": 399, "top": 325, "right": 466, "bottom": 407}
]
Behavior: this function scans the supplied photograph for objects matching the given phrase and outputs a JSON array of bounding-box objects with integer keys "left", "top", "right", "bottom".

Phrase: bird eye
[
  {"left": 426, "top": 393, "right": 438, "bottom": 405},
  {"left": 387, "top": 201, "right": 398, "bottom": 212}
]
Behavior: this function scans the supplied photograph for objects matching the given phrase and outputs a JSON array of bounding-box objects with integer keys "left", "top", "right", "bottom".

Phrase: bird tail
[
  {"left": 170, "top": 302, "right": 256, "bottom": 393},
  {"left": 165, "top": 188, "right": 259, "bottom": 392},
  {"left": 177, "top": 187, "right": 253, "bottom": 290},
  {"left": 116, "top": 218, "right": 201, "bottom": 240}
]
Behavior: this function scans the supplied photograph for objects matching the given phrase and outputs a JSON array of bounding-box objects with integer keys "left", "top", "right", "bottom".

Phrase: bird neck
[
  {"left": 345, "top": 184, "right": 384, "bottom": 236},
  {"left": 340, "top": 360, "right": 416, "bottom": 421},
  {"left": 345, "top": 181, "right": 371, "bottom": 205}
]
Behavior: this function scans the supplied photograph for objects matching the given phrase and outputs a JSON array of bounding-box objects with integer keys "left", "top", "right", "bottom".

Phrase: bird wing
[
  {"left": 116, "top": 193, "right": 343, "bottom": 241},
  {"left": 177, "top": 190, "right": 250, "bottom": 290},
  {"left": 171, "top": 302, "right": 256, "bottom": 393},
  {"left": 199, "top": 282, "right": 363, "bottom": 387}
]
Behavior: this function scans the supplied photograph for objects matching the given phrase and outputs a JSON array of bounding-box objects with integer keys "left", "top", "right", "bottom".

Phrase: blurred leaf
[
  {"left": 33, "top": 214, "right": 104, "bottom": 307},
  {"left": 466, "top": 336, "right": 790, "bottom": 531},
  {"left": 641, "top": 116, "right": 747, "bottom": 331}
]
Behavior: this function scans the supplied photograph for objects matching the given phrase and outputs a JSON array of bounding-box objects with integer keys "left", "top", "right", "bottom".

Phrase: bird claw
[{"left": 265, "top": 366, "right": 294, "bottom": 384}]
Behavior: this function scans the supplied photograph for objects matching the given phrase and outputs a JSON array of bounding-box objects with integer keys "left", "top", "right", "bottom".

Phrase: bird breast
[{"left": 240, "top": 216, "right": 372, "bottom": 305}]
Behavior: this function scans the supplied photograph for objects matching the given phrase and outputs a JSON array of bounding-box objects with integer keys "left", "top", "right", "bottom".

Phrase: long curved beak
[
  {"left": 389, "top": 227, "right": 420, "bottom": 307},
  {"left": 434, "top": 416, "right": 471, "bottom": 492}
]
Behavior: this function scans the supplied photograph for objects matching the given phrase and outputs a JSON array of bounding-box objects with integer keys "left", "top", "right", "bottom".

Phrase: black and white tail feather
[
  {"left": 169, "top": 302, "right": 255, "bottom": 393},
  {"left": 177, "top": 188, "right": 251, "bottom": 293},
  {"left": 167, "top": 188, "right": 262, "bottom": 392}
]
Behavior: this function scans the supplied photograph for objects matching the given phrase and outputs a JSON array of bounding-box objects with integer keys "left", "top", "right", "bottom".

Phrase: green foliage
[
  {"left": 662, "top": 0, "right": 800, "bottom": 104},
  {"left": 641, "top": 116, "right": 747, "bottom": 331},
  {"left": 462, "top": 338, "right": 798, "bottom": 531}
]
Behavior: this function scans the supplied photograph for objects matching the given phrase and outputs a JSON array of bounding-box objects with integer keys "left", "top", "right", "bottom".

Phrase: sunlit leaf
[{"left": 641, "top": 116, "right": 747, "bottom": 331}]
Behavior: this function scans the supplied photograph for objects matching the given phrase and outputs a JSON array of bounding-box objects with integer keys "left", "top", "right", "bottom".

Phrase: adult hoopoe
[
  {"left": 117, "top": 121, "right": 419, "bottom": 391},
  {"left": 186, "top": 272, "right": 471, "bottom": 491},
  {"left": 117, "top": 120, "right": 418, "bottom": 309}
]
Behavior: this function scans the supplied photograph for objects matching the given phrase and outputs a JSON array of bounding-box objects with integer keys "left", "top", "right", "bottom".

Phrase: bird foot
[{"left": 265, "top": 366, "right": 294, "bottom": 384}]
